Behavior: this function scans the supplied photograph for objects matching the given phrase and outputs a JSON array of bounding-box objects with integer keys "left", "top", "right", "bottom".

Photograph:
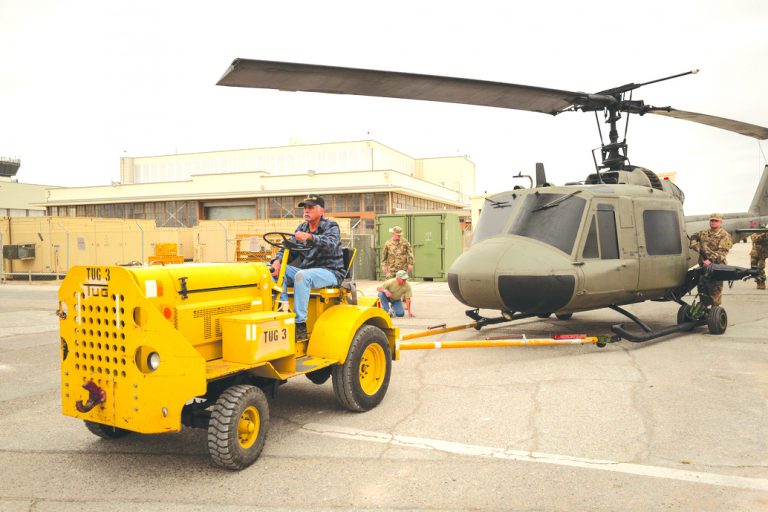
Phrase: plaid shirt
[{"left": 275, "top": 217, "right": 346, "bottom": 284}]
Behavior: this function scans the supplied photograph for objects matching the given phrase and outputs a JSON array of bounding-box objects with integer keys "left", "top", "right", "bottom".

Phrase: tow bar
[{"left": 395, "top": 321, "right": 606, "bottom": 356}]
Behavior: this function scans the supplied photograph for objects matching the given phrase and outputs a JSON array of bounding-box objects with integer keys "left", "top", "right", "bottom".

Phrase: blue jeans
[
  {"left": 276, "top": 266, "right": 338, "bottom": 323},
  {"left": 378, "top": 292, "right": 405, "bottom": 317}
]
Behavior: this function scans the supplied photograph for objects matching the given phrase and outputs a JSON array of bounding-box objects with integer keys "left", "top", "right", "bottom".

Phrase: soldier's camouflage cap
[
  {"left": 709, "top": 213, "right": 723, "bottom": 221},
  {"left": 389, "top": 226, "right": 403, "bottom": 234}
]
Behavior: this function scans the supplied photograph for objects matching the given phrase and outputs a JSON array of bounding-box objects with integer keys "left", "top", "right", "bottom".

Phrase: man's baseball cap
[
  {"left": 389, "top": 225, "right": 403, "bottom": 234},
  {"left": 709, "top": 213, "right": 723, "bottom": 221},
  {"left": 395, "top": 270, "right": 409, "bottom": 280},
  {"left": 298, "top": 195, "right": 325, "bottom": 208}
]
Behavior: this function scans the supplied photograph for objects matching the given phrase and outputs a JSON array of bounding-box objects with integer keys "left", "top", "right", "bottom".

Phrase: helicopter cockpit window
[
  {"left": 509, "top": 192, "right": 586, "bottom": 254},
  {"left": 472, "top": 192, "right": 517, "bottom": 244},
  {"left": 643, "top": 210, "right": 682, "bottom": 255}
]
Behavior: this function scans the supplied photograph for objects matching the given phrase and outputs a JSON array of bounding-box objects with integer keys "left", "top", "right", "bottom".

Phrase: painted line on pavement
[{"left": 302, "top": 423, "right": 768, "bottom": 492}]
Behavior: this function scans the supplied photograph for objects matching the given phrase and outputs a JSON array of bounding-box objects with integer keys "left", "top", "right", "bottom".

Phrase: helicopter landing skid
[
  {"left": 608, "top": 304, "right": 705, "bottom": 343},
  {"left": 465, "top": 309, "right": 535, "bottom": 330}
]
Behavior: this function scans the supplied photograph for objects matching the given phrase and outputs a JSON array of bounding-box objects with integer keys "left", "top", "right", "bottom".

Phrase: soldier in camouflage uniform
[
  {"left": 381, "top": 225, "right": 414, "bottom": 279},
  {"left": 750, "top": 229, "right": 768, "bottom": 290},
  {"left": 689, "top": 213, "right": 733, "bottom": 306}
]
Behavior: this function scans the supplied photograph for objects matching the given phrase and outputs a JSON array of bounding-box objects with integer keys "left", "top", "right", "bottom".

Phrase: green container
[{"left": 376, "top": 213, "right": 462, "bottom": 281}]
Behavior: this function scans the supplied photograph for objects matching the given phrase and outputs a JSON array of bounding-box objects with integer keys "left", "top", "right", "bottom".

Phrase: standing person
[
  {"left": 270, "top": 194, "right": 345, "bottom": 340},
  {"left": 381, "top": 225, "right": 414, "bottom": 279},
  {"left": 376, "top": 270, "right": 414, "bottom": 318},
  {"left": 689, "top": 213, "right": 733, "bottom": 306},
  {"left": 750, "top": 228, "right": 768, "bottom": 290}
]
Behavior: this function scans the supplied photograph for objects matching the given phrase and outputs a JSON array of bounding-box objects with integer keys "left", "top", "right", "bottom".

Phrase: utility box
[
  {"left": 221, "top": 310, "right": 295, "bottom": 364},
  {"left": 376, "top": 213, "right": 462, "bottom": 281},
  {"left": 148, "top": 243, "right": 184, "bottom": 265}
]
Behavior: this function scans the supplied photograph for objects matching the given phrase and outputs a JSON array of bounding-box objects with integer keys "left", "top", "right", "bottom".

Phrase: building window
[
  {"left": 375, "top": 193, "right": 388, "bottom": 213},
  {"left": 363, "top": 193, "right": 374, "bottom": 212}
]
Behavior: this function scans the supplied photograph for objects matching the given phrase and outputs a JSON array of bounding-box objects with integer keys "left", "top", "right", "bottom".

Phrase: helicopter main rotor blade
[
  {"left": 217, "top": 59, "right": 612, "bottom": 115},
  {"left": 644, "top": 108, "right": 768, "bottom": 140}
]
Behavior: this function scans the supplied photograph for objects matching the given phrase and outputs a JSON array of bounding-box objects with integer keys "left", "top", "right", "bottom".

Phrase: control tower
[{"left": 0, "top": 157, "right": 21, "bottom": 178}]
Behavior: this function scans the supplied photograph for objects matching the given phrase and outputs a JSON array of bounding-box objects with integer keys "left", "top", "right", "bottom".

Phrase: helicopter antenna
[{"left": 512, "top": 171, "right": 533, "bottom": 189}]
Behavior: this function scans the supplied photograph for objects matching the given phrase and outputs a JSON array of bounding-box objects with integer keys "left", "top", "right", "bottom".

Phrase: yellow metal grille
[
  {"left": 67, "top": 291, "right": 134, "bottom": 383},
  {"left": 193, "top": 303, "right": 252, "bottom": 339}
]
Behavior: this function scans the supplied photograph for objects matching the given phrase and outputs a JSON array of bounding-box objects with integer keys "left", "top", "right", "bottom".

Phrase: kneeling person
[{"left": 377, "top": 270, "right": 414, "bottom": 318}]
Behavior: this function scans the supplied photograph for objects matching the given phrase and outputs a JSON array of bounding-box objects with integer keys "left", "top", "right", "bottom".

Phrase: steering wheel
[{"left": 263, "top": 232, "right": 312, "bottom": 252}]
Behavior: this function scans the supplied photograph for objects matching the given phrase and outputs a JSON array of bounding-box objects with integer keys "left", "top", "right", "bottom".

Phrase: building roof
[
  {"left": 44, "top": 168, "right": 469, "bottom": 208},
  {"left": 0, "top": 179, "right": 57, "bottom": 211}
]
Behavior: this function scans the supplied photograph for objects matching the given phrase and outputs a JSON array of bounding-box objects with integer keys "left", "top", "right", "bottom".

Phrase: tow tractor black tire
[
  {"left": 306, "top": 366, "right": 333, "bottom": 385},
  {"left": 84, "top": 420, "right": 131, "bottom": 439},
  {"left": 207, "top": 384, "right": 269, "bottom": 470},
  {"left": 555, "top": 313, "right": 573, "bottom": 321},
  {"left": 707, "top": 306, "right": 728, "bottom": 335},
  {"left": 332, "top": 325, "right": 391, "bottom": 412}
]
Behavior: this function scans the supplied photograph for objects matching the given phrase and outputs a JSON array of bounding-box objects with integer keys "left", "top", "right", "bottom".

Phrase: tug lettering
[{"left": 262, "top": 328, "right": 288, "bottom": 344}]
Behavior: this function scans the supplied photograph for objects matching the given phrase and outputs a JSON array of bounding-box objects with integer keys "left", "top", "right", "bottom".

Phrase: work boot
[
  {"left": 295, "top": 322, "right": 308, "bottom": 341},
  {"left": 758, "top": 281, "right": 766, "bottom": 290}
]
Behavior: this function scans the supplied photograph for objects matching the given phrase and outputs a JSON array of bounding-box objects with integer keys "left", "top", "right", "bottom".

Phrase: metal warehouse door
[{"left": 412, "top": 214, "right": 445, "bottom": 280}]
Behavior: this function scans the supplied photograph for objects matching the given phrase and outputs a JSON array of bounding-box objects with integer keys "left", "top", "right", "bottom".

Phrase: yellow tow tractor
[
  {"left": 57, "top": 233, "right": 395, "bottom": 470},
  {"left": 58, "top": 232, "right": 603, "bottom": 470}
]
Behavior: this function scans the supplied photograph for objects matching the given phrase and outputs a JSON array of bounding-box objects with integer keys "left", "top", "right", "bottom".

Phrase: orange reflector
[{"left": 163, "top": 307, "right": 172, "bottom": 319}]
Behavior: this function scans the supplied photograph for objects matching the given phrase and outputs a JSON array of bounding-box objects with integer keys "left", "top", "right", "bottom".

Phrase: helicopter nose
[
  {"left": 448, "top": 239, "right": 505, "bottom": 309},
  {"left": 448, "top": 237, "right": 577, "bottom": 314}
]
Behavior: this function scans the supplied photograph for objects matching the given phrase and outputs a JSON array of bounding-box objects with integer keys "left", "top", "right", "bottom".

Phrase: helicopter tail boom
[{"left": 749, "top": 164, "right": 768, "bottom": 215}]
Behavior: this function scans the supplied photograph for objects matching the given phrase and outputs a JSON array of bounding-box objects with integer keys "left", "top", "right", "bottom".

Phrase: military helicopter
[{"left": 216, "top": 59, "right": 768, "bottom": 341}]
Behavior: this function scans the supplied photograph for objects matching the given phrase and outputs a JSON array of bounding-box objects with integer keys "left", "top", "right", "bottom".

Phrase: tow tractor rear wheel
[
  {"left": 84, "top": 420, "right": 131, "bottom": 439},
  {"left": 707, "top": 305, "right": 728, "bottom": 335},
  {"left": 332, "top": 325, "right": 391, "bottom": 412},
  {"left": 555, "top": 313, "right": 573, "bottom": 321},
  {"left": 207, "top": 384, "right": 269, "bottom": 470}
]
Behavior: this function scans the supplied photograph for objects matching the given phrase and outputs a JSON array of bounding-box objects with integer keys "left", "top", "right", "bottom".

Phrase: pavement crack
[{"left": 620, "top": 345, "right": 653, "bottom": 463}]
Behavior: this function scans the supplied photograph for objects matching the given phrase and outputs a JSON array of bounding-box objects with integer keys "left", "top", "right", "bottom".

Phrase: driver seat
[{"left": 278, "top": 247, "right": 358, "bottom": 306}]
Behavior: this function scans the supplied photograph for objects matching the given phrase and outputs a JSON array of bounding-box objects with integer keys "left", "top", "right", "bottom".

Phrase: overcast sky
[{"left": 1, "top": 0, "right": 766, "bottom": 214}]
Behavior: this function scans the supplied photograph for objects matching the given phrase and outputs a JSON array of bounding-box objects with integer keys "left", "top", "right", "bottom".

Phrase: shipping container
[{"left": 376, "top": 213, "right": 462, "bottom": 281}]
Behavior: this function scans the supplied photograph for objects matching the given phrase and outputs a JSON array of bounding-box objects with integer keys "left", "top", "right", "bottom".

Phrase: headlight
[{"left": 147, "top": 352, "right": 161, "bottom": 371}]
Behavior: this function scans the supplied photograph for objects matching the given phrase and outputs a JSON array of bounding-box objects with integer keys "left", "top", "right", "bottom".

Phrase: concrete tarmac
[{"left": 0, "top": 242, "right": 766, "bottom": 511}]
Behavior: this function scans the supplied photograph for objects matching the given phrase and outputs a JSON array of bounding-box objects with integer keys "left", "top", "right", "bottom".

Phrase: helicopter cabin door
[
  {"left": 575, "top": 198, "right": 639, "bottom": 306},
  {"left": 634, "top": 202, "right": 688, "bottom": 295}
]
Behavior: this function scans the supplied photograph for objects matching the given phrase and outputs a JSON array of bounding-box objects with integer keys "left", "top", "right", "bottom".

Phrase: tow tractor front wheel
[
  {"left": 332, "top": 325, "right": 391, "bottom": 412},
  {"left": 207, "top": 384, "right": 269, "bottom": 470}
]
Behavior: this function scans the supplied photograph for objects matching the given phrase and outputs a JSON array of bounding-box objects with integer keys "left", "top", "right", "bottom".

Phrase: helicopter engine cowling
[{"left": 448, "top": 236, "right": 578, "bottom": 314}]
